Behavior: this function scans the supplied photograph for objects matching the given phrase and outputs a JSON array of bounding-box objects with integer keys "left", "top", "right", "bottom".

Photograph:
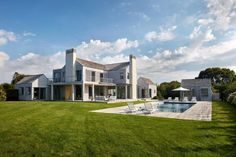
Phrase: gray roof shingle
[
  {"left": 16, "top": 74, "right": 44, "bottom": 84},
  {"left": 76, "top": 58, "right": 129, "bottom": 71}
]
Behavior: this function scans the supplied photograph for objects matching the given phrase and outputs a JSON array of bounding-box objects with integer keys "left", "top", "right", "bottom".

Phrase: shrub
[
  {"left": 0, "top": 86, "right": 6, "bottom": 101},
  {"left": 227, "top": 92, "right": 236, "bottom": 106},
  {"left": 6, "top": 89, "right": 19, "bottom": 101}
]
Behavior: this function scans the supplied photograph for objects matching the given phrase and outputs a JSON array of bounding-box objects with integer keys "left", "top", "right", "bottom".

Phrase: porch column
[
  {"left": 125, "top": 85, "right": 127, "bottom": 99},
  {"left": 115, "top": 86, "right": 117, "bottom": 97},
  {"left": 71, "top": 84, "right": 75, "bottom": 101},
  {"left": 92, "top": 84, "right": 95, "bottom": 101},
  {"left": 51, "top": 85, "right": 54, "bottom": 100}
]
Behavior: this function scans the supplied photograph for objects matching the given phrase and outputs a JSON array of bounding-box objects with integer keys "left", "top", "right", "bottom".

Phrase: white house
[
  {"left": 137, "top": 77, "right": 156, "bottom": 99},
  {"left": 50, "top": 48, "right": 137, "bottom": 101},
  {"left": 16, "top": 48, "right": 157, "bottom": 101},
  {"left": 15, "top": 74, "right": 49, "bottom": 100}
]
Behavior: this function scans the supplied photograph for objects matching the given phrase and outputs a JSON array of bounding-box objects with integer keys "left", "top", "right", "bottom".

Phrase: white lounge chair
[
  {"left": 127, "top": 103, "right": 137, "bottom": 113},
  {"left": 182, "top": 97, "right": 188, "bottom": 102},
  {"left": 108, "top": 96, "right": 116, "bottom": 101},
  {"left": 167, "top": 97, "right": 172, "bottom": 102},
  {"left": 144, "top": 102, "right": 155, "bottom": 114},
  {"left": 191, "top": 97, "right": 197, "bottom": 102},
  {"left": 174, "top": 97, "right": 179, "bottom": 102}
]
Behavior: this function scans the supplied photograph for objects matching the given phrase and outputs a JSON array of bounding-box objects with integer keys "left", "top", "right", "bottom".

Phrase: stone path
[{"left": 91, "top": 101, "right": 212, "bottom": 121}]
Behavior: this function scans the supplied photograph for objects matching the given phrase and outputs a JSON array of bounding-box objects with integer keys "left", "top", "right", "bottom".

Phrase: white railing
[{"left": 100, "top": 77, "right": 113, "bottom": 83}]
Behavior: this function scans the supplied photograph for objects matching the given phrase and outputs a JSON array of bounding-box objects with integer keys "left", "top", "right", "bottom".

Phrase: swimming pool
[{"left": 156, "top": 103, "right": 194, "bottom": 113}]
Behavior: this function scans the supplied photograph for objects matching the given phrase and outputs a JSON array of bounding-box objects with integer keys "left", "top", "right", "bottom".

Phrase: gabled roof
[
  {"left": 139, "top": 77, "right": 154, "bottom": 85},
  {"left": 76, "top": 58, "right": 129, "bottom": 71},
  {"left": 181, "top": 79, "right": 211, "bottom": 87},
  {"left": 16, "top": 74, "right": 44, "bottom": 84}
]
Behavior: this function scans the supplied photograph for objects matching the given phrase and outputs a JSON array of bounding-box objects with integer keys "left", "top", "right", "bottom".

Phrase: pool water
[{"left": 157, "top": 103, "right": 194, "bottom": 113}]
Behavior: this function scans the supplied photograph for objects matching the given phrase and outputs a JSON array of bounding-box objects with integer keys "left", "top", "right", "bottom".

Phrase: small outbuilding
[
  {"left": 181, "top": 79, "right": 212, "bottom": 101},
  {"left": 15, "top": 74, "right": 49, "bottom": 100},
  {"left": 137, "top": 77, "right": 156, "bottom": 99}
]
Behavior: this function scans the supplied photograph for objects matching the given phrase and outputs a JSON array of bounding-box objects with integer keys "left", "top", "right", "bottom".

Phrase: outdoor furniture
[
  {"left": 143, "top": 102, "right": 155, "bottom": 114},
  {"left": 172, "top": 87, "right": 190, "bottom": 101},
  {"left": 127, "top": 103, "right": 137, "bottom": 113},
  {"left": 95, "top": 96, "right": 108, "bottom": 101},
  {"left": 182, "top": 97, "right": 188, "bottom": 102},
  {"left": 174, "top": 97, "right": 179, "bottom": 102},
  {"left": 108, "top": 96, "right": 116, "bottom": 101},
  {"left": 191, "top": 97, "right": 197, "bottom": 102},
  {"left": 167, "top": 97, "right": 172, "bottom": 102}
]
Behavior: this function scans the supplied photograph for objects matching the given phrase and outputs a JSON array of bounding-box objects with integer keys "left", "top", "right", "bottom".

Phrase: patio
[{"left": 92, "top": 101, "right": 212, "bottom": 121}]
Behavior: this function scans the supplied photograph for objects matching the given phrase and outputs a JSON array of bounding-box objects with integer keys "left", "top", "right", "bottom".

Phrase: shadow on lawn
[{"left": 174, "top": 101, "right": 236, "bottom": 156}]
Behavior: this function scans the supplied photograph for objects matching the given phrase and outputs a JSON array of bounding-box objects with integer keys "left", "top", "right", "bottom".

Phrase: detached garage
[{"left": 15, "top": 74, "right": 49, "bottom": 100}]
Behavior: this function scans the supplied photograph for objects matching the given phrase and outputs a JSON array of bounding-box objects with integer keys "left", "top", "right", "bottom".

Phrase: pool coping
[{"left": 91, "top": 101, "right": 212, "bottom": 121}]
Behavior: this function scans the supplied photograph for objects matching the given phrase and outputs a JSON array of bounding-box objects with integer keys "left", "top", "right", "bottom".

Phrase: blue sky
[{"left": 0, "top": 0, "right": 236, "bottom": 83}]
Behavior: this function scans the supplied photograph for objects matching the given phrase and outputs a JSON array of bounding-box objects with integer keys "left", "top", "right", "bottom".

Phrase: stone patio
[{"left": 91, "top": 101, "right": 212, "bottom": 121}]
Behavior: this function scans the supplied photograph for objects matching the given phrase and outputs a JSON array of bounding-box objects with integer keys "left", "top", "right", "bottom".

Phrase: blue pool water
[{"left": 157, "top": 103, "right": 194, "bottom": 113}]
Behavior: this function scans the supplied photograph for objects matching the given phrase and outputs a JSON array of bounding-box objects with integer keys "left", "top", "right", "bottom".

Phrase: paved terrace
[{"left": 92, "top": 101, "right": 212, "bottom": 121}]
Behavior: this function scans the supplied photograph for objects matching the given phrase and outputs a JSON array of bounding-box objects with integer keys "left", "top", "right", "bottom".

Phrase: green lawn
[{"left": 0, "top": 101, "right": 235, "bottom": 157}]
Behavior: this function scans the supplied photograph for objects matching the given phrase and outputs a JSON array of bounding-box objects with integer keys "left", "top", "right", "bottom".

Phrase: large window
[
  {"left": 201, "top": 88, "right": 209, "bottom": 97},
  {"left": 120, "top": 72, "right": 124, "bottom": 80},
  {"left": 26, "top": 87, "right": 31, "bottom": 95},
  {"left": 100, "top": 73, "right": 103, "bottom": 82},
  {"left": 76, "top": 70, "right": 82, "bottom": 81},
  {"left": 54, "top": 72, "right": 61, "bottom": 82},
  {"left": 21, "top": 87, "right": 24, "bottom": 95},
  {"left": 91, "top": 71, "right": 95, "bottom": 82}
]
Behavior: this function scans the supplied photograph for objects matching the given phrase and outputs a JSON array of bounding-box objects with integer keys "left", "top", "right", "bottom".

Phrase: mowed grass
[{"left": 0, "top": 101, "right": 235, "bottom": 157}]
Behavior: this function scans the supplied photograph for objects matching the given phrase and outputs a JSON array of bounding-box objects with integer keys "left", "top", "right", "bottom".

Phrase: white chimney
[
  {"left": 129, "top": 55, "right": 137, "bottom": 99},
  {"left": 65, "top": 48, "right": 76, "bottom": 82}
]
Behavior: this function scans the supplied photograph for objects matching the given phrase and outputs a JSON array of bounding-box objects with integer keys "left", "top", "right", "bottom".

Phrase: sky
[{"left": 0, "top": 0, "right": 236, "bottom": 84}]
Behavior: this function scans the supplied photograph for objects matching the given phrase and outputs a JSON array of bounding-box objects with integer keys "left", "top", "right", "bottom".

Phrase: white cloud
[
  {"left": 206, "top": 0, "right": 236, "bottom": 30},
  {"left": 189, "top": 26, "right": 215, "bottom": 42},
  {"left": 76, "top": 38, "right": 138, "bottom": 59},
  {"left": 23, "top": 31, "right": 36, "bottom": 37},
  {"left": 128, "top": 12, "right": 151, "bottom": 21},
  {"left": 0, "top": 29, "right": 16, "bottom": 46},
  {"left": 145, "top": 26, "right": 177, "bottom": 42},
  {"left": 198, "top": 18, "right": 214, "bottom": 25}
]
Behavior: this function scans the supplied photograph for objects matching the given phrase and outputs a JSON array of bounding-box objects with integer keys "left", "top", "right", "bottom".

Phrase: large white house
[
  {"left": 15, "top": 48, "right": 157, "bottom": 101},
  {"left": 51, "top": 48, "right": 137, "bottom": 101}
]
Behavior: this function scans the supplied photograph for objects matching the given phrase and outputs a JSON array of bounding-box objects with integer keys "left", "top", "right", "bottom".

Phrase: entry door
[{"left": 65, "top": 86, "right": 71, "bottom": 100}]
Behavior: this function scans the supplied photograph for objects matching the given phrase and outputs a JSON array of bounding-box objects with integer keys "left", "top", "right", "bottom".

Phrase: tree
[
  {"left": 11, "top": 72, "right": 25, "bottom": 86},
  {"left": 196, "top": 67, "right": 236, "bottom": 85},
  {"left": 157, "top": 81, "right": 181, "bottom": 99},
  {"left": 0, "top": 85, "right": 6, "bottom": 101}
]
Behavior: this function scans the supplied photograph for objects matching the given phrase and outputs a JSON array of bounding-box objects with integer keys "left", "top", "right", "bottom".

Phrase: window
[
  {"left": 89, "top": 86, "right": 93, "bottom": 97},
  {"left": 127, "top": 73, "right": 130, "bottom": 79},
  {"left": 21, "top": 87, "right": 24, "bottom": 95},
  {"left": 91, "top": 71, "right": 96, "bottom": 82},
  {"left": 120, "top": 72, "right": 124, "bottom": 79},
  {"left": 54, "top": 72, "right": 61, "bottom": 82},
  {"left": 27, "top": 87, "right": 31, "bottom": 95},
  {"left": 100, "top": 73, "right": 104, "bottom": 82},
  {"left": 201, "top": 88, "right": 209, "bottom": 97},
  {"left": 76, "top": 70, "right": 82, "bottom": 81}
]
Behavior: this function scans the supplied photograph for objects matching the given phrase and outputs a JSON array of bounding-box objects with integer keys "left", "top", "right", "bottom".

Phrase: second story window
[
  {"left": 91, "top": 71, "right": 96, "bottom": 82},
  {"left": 127, "top": 73, "right": 130, "bottom": 79},
  {"left": 100, "top": 73, "right": 103, "bottom": 82},
  {"left": 76, "top": 70, "right": 82, "bottom": 81},
  {"left": 120, "top": 72, "right": 124, "bottom": 80},
  {"left": 54, "top": 72, "right": 61, "bottom": 82}
]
